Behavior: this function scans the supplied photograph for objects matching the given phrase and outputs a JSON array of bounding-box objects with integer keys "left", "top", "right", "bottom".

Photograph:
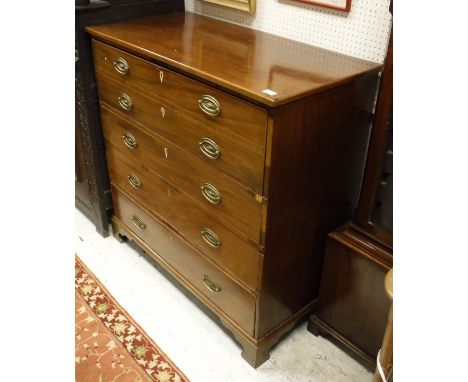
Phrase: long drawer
[
  {"left": 96, "top": 74, "right": 265, "bottom": 193},
  {"left": 92, "top": 39, "right": 267, "bottom": 152},
  {"left": 111, "top": 185, "right": 256, "bottom": 335},
  {"left": 101, "top": 105, "right": 262, "bottom": 242},
  {"left": 106, "top": 143, "right": 261, "bottom": 290}
]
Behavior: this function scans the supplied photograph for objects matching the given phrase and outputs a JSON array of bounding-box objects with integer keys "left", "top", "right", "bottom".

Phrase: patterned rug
[{"left": 75, "top": 256, "right": 189, "bottom": 382}]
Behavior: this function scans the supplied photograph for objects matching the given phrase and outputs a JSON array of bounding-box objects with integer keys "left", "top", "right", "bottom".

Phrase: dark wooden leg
[
  {"left": 240, "top": 340, "right": 270, "bottom": 368},
  {"left": 111, "top": 218, "right": 129, "bottom": 243},
  {"left": 220, "top": 318, "right": 271, "bottom": 368},
  {"left": 232, "top": 331, "right": 270, "bottom": 368},
  {"left": 221, "top": 305, "right": 315, "bottom": 368},
  {"left": 307, "top": 315, "right": 322, "bottom": 337},
  {"left": 94, "top": 214, "right": 110, "bottom": 237}
]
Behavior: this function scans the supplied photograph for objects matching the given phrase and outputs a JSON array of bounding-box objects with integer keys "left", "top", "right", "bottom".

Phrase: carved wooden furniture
[
  {"left": 308, "top": 17, "right": 393, "bottom": 367},
  {"left": 87, "top": 11, "right": 381, "bottom": 367},
  {"left": 75, "top": 0, "right": 184, "bottom": 236}
]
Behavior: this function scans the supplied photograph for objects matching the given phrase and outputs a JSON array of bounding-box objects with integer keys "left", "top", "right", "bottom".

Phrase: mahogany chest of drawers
[{"left": 87, "top": 11, "right": 381, "bottom": 368}]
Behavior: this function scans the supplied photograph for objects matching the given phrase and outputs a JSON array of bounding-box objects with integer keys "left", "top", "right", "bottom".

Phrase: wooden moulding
[
  {"left": 308, "top": 315, "right": 376, "bottom": 367},
  {"left": 199, "top": 0, "right": 256, "bottom": 14}
]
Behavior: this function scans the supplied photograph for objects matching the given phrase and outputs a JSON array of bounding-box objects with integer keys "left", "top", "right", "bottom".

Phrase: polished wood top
[{"left": 86, "top": 11, "right": 381, "bottom": 107}]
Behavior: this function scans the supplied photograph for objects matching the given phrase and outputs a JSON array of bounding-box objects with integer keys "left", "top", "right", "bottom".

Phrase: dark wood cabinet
[
  {"left": 75, "top": 0, "right": 184, "bottom": 235},
  {"left": 87, "top": 12, "right": 381, "bottom": 367},
  {"left": 308, "top": 223, "right": 392, "bottom": 365},
  {"left": 308, "top": 21, "right": 393, "bottom": 367}
]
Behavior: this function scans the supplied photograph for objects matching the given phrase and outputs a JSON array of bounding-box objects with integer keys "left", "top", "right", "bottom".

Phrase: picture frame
[
  {"left": 199, "top": 0, "right": 256, "bottom": 14},
  {"left": 296, "top": 0, "right": 352, "bottom": 12}
]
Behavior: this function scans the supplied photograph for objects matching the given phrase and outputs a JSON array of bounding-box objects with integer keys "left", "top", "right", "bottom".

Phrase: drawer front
[
  {"left": 92, "top": 39, "right": 267, "bottom": 152},
  {"left": 106, "top": 144, "right": 261, "bottom": 290},
  {"left": 97, "top": 74, "right": 264, "bottom": 193},
  {"left": 101, "top": 105, "right": 262, "bottom": 242},
  {"left": 112, "top": 185, "right": 256, "bottom": 335}
]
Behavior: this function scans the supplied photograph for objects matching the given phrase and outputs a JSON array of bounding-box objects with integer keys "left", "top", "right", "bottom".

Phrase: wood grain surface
[
  {"left": 310, "top": 223, "right": 391, "bottom": 364},
  {"left": 112, "top": 185, "right": 256, "bottom": 335},
  {"left": 86, "top": 12, "right": 381, "bottom": 106},
  {"left": 96, "top": 73, "right": 266, "bottom": 193},
  {"left": 256, "top": 74, "right": 378, "bottom": 337},
  {"left": 106, "top": 144, "right": 262, "bottom": 291},
  {"left": 100, "top": 105, "right": 263, "bottom": 243},
  {"left": 92, "top": 39, "right": 267, "bottom": 147}
]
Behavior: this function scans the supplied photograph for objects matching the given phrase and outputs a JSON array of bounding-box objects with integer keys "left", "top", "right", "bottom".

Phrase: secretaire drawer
[
  {"left": 106, "top": 144, "right": 262, "bottom": 290},
  {"left": 111, "top": 185, "right": 256, "bottom": 335},
  {"left": 101, "top": 105, "right": 263, "bottom": 242},
  {"left": 96, "top": 74, "right": 265, "bottom": 193},
  {"left": 92, "top": 39, "right": 267, "bottom": 152}
]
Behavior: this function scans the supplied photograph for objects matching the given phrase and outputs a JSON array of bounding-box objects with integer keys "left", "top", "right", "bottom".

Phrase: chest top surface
[{"left": 86, "top": 11, "right": 381, "bottom": 107}]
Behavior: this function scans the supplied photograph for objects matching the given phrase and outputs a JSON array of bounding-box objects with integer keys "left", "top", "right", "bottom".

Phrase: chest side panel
[{"left": 256, "top": 73, "right": 378, "bottom": 338}]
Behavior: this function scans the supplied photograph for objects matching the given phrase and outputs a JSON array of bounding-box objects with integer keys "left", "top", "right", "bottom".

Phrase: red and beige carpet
[{"left": 75, "top": 256, "right": 189, "bottom": 382}]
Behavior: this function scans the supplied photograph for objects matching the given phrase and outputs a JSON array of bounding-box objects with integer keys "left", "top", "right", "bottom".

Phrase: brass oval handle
[
  {"left": 201, "top": 183, "right": 222, "bottom": 205},
  {"left": 132, "top": 215, "right": 146, "bottom": 230},
  {"left": 198, "top": 95, "right": 221, "bottom": 117},
  {"left": 201, "top": 228, "right": 221, "bottom": 248},
  {"left": 118, "top": 93, "right": 133, "bottom": 112},
  {"left": 114, "top": 58, "right": 129, "bottom": 75},
  {"left": 203, "top": 275, "right": 222, "bottom": 293},
  {"left": 199, "top": 138, "right": 220, "bottom": 160},
  {"left": 128, "top": 173, "right": 142, "bottom": 189},
  {"left": 122, "top": 132, "right": 137, "bottom": 150}
]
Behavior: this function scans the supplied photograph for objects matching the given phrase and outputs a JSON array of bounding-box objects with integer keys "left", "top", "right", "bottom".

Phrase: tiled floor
[{"left": 75, "top": 209, "right": 373, "bottom": 382}]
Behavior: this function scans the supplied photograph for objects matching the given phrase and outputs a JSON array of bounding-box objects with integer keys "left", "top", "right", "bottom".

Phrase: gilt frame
[
  {"left": 199, "top": 0, "right": 256, "bottom": 14},
  {"left": 297, "top": 0, "right": 352, "bottom": 12}
]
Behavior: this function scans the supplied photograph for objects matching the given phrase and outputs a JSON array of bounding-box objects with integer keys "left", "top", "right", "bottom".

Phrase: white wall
[{"left": 185, "top": 0, "right": 392, "bottom": 63}]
